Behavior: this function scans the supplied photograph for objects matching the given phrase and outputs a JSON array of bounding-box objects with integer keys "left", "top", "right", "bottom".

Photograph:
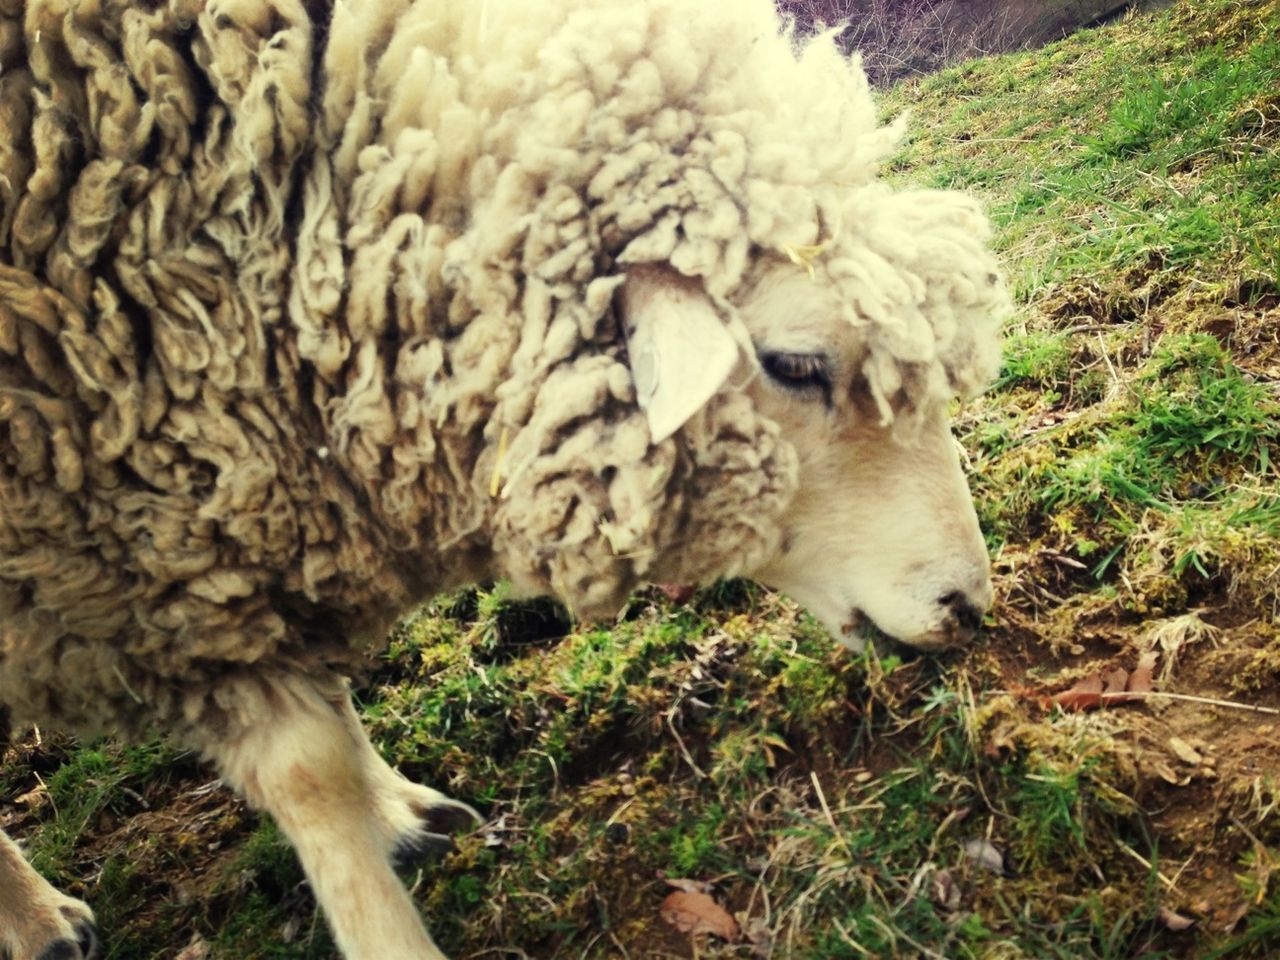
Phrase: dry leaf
[
  {"left": 175, "top": 937, "right": 211, "bottom": 960},
  {"left": 14, "top": 788, "right": 46, "bottom": 808},
  {"left": 1151, "top": 758, "right": 1186, "bottom": 785},
  {"left": 660, "top": 873, "right": 715, "bottom": 895},
  {"left": 743, "top": 916, "right": 774, "bottom": 957},
  {"left": 1168, "top": 736, "right": 1204, "bottom": 766},
  {"left": 962, "top": 838, "right": 1005, "bottom": 875},
  {"left": 1222, "top": 900, "right": 1251, "bottom": 932},
  {"left": 1103, "top": 667, "right": 1129, "bottom": 694},
  {"left": 930, "top": 868, "right": 962, "bottom": 911},
  {"left": 1158, "top": 905, "right": 1196, "bottom": 931},
  {"left": 660, "top": 890, "right": 741, "bottom": 941},
  {"left": 657, "top": 583, "right": 695, "bottom": 605},
  {"left": 1052, "top": 673, "right": 1104, "bottom": 711},
  {"left": 1129, "top": 652, "right": 1157, "bottom": 695},
  {"left": 1052, "top": 653, "right": 1161, "bottom": 712}
]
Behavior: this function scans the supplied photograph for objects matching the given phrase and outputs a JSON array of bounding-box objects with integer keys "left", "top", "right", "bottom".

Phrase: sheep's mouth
[{"left": 842, "top": 609, "right": 918, "bottom": 660}]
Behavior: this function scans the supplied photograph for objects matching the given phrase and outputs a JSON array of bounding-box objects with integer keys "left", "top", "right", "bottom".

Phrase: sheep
[{"left": 0, "top": 0, "right": 1010, "bottom": 957}]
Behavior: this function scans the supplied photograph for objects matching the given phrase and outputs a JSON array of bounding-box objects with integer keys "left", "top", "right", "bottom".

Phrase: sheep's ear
[{"left": 620, "top": 267, "right": 740, "bottom": 443}]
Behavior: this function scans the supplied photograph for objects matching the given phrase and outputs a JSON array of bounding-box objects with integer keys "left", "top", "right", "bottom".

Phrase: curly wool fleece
[{"left": 0, "top": 0, "right": 1006, "bottom": 739}]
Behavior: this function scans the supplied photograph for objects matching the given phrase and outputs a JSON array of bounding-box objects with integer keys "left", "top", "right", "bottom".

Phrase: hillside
[{"left": 3, "top": 0, "right": 1278, "bottom": 957}]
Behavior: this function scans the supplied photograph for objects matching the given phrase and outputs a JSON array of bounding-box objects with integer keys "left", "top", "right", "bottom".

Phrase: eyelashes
[{"left": 760, "top": 351, "right": 832, "bottom": 404}]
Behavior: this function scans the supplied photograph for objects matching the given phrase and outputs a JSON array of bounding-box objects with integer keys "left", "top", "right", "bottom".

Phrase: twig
[
  {"left": 1134, "top": 167, "right": 1187, "bottom": 199},
  {"left": 1095, "top": 331, "right": 1133, "bottom": 400},
  {"left": 32, "top": 771, "right": 56, "bottom": 818},
  {"left": 605, "top": 797, "right": 636, "bottom": 827},
  {"left": 1230, "top": 815, "right": 1267, "bottom": 850},
  {"left": 866, "top": 913, "right": 949, "bottom": 960},
  {"left": 831, "top": 917, "right": 871, "bottom": 956},
  {"left": 112, "top": 666, "right": 144, "bottom": 704},
  {"left": 810, "top": 771, "right": 855, "bottom": 860},
  {"left": 1059, "top": 323, "right": 1119, "bottom": 336},
  {"left": 666, "top": 708, "right": 707, "bottom": 780},
  {"left": 990, "top": 688, "right": 1280, "bottom": 716},
  {"left": 950, "top": 136, "right": 1034, "bottom": 144},
  {"left": 1115, "top": 840, "right": 1177, "bottom": 891},
  {"left": 528, "top": 750, "right": 561, "bottom": 793},
  {"left": 607, "top": 932, "right": 632, "bottom": 960},
  {"left": 1098, "top": 690, "right": 1280, "bottom": 715}
]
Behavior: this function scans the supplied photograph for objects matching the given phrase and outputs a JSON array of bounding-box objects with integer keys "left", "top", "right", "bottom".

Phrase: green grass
[
  {"left": 6, "top": 0, "right": 1280, "bottom": 957},
  {"left": 25, "top": 741, "right": 181, "bottom": 877}
]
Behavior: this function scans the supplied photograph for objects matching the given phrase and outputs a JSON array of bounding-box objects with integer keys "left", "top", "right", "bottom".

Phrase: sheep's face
[
  {"left": 622, "top": 264, "right": 994, "bottom": 652},
  {"left": 737, "top": 268, "right": 992, "bottom": 651}
]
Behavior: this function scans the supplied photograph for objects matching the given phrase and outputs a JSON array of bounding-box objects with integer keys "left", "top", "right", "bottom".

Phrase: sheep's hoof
[
  {"left": 391, "top": 796, "right": 483, "bottom": 869},
  {"left": 35, "top": 916, "right": 99, "bottom": 960}
]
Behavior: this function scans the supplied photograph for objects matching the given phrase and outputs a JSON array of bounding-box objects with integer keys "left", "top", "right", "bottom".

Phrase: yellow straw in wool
[
  {"left": 489, "top": 427, "right": 510, "bottom": 497},
  {"left": 782, "top": 240, "right": 830, "bottom": 280}
]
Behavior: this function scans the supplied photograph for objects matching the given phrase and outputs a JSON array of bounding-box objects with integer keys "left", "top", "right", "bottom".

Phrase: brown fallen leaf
[
  {"left": 930, "top": 867, "right": 962, "bottom": 911},
  {"left": 14, "top": 787, "right": 47, "bottom": 808},
  {"left": 1150, "top": 758, "right": 1186, "bottom": 785},
  {"left": 1052, "top": 673, "right": 1104, "bottom": 711},
  {"left": 1052, "top": 652, "right": 1162, "bottom": 712},
  {"left": 1103, "top": 667, "right": 1129, "bottom": 696},
  {"left": 1221, "top": 900, "right": 1251, "bottom": 932},
  {"left": 1128, "top": 651, "right": 1157, "bottom": 695},
  {"left": 657, "top": 583, "right": 695, "bottom": 605},
  {"left": 743, "top": 916, "right": 774, "bottom": 957},
  {"left": 660, "top": 890, "right": 741, "bottom": 942}
]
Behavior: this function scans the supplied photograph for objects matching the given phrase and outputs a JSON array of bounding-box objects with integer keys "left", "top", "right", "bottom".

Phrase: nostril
[{"left": 939, "top": 591, "right": 984, "bottom": 633}]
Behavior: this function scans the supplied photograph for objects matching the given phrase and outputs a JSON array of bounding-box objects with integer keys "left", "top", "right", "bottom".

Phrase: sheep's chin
[
  {"left": 833, "top": 609, "right": 899, "bottom": 655},
  {"left": 830, "top": 608, "right": 958, "bottom": 657}
]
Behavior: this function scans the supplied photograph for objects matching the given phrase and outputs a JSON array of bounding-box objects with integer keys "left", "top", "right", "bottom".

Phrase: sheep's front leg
[
  {"left": 206, "top": 675, "right": 478, "bottom": 960},
  {"left": 0, "top": 828, "right": 99, "bottom": 960},
  {"left": 330, "top": 692, "right": 483, "bottom": 867}
]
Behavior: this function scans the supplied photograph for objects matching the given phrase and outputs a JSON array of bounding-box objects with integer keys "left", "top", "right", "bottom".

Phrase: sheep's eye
[{"left": 761, "top": 351, "right": 831, "bottom": 394}]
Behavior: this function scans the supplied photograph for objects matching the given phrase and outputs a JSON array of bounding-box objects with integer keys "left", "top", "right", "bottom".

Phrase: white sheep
[{"left": 0, "top": 0, "right": 1009, "bottom": 957}]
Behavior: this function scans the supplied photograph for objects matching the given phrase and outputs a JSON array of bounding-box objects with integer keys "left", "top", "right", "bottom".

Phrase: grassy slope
[{"left": 3, "top": 0, "right": 1280, "bottom": 956}]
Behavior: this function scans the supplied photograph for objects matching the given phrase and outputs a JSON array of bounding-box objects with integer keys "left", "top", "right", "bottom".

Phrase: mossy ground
[{"left": 4, "top": 1, "right": 1280, "bottom": 956}]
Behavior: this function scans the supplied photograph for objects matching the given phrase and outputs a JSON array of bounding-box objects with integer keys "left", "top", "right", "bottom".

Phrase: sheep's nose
[
  {"left": 939, "top": 590, "right": 985, "bottom": 634},
  {"left": 942, "top": 586, "right": 988, "bottom": 647}
]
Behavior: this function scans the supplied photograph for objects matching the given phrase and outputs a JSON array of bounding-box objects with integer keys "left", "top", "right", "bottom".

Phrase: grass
[{"left": 5, "top": 0, "right": 1280, "bottom": 957}]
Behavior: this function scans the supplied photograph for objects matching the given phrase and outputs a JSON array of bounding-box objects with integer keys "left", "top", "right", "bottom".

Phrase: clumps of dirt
[
  {"left": 1169, "top": 0, "right": 1280, "bottom": 54},
  {"left": 1222, "top": 277, "right": 1280, "bottom": 312},
  {"left": 973, "top": 600, "right": 1280, "bottom": 935},
  {"left": 1045, "top": 280, "right": 1148, "bottom": 328},
  {"left": 1229, "top": 88, "right": 1280, "bottom": 142},
  {"left": 1041, "top": 256, "right": 1182, "bottom": 329},
  {"left": 1039, "top": 257, "right": 1278, "bottom": 380},
  {"left": 1196, "top": 281, "right": 1280, "bottom": 381},
  {"left": 0, "top": 730, "right": 285, "bottom": 953}
]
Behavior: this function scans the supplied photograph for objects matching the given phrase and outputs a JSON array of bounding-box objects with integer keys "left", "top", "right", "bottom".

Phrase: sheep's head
[
  {"left": 620, "top": 191, "right": 1007, "bottom": 652},
  {"left": 735, "top": 268, "right": 994, "bottom": 652}
]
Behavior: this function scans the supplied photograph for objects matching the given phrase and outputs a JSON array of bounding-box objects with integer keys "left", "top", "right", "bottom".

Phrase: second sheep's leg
[
  {"left": 0, "top": 827, "right": 99, "bottom": 960},
  {"left": 205, "top": 673, "right": 474, "bottom": 960}
]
